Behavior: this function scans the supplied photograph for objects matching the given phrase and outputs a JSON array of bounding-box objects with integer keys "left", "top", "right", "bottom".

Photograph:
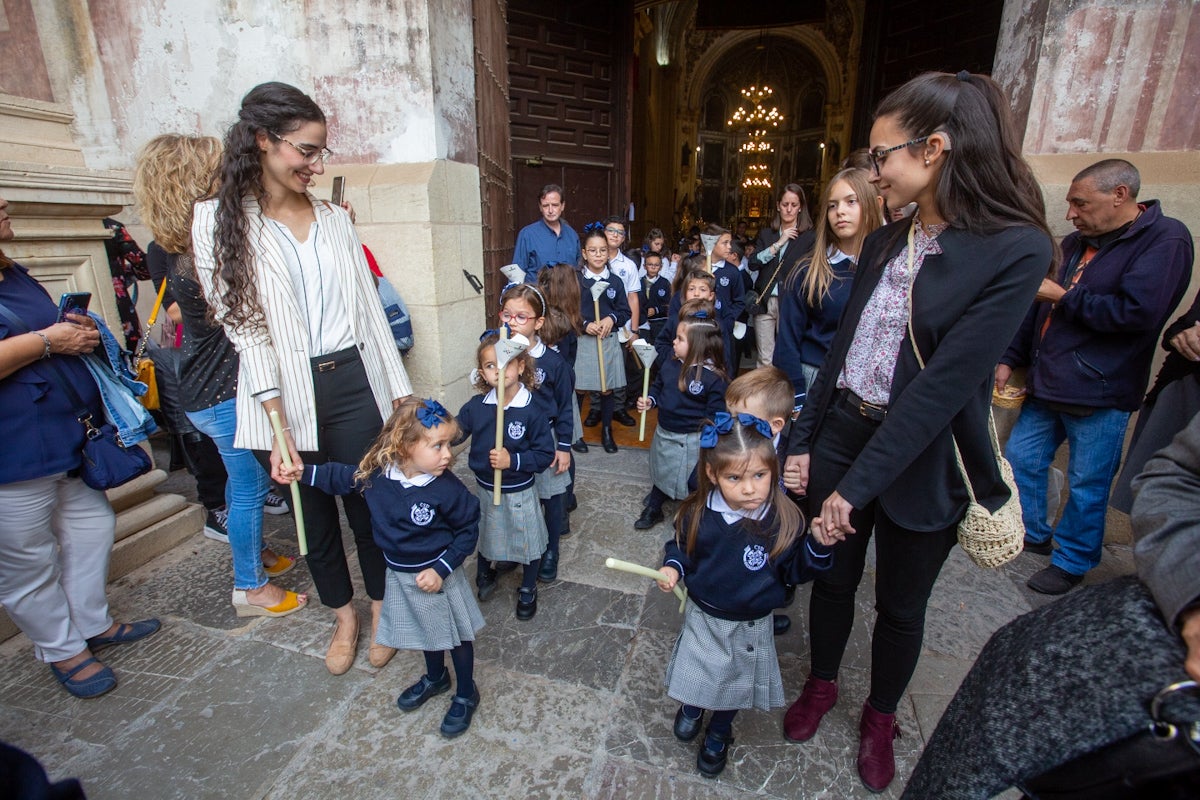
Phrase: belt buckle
[
  {"left": 858, "top": 400, "right": 886, "bottom": 421},
  {"left": 317, "top": 360, "right": 336, "bottom": 373}
]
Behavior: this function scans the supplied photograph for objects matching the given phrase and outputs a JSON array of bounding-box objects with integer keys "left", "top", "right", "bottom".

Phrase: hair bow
[
  {"left": 583, "top": 221, "right": 604, "bottom": 234},
  {"left": 691, "top": 309, "right": 709, "bottom": 319},
  {"left": 736, "top": 412, "right": 774, "bottom": 440},
  {"left": 479, "top": 323, "right": 512, "bottom": 342},
  {"left": 499, "top": 282, "right": 521, "bottom": 306},
  {"left": 699, "top": 411, "right": 736, "bottom": 448},
  {"left": 416, "top": 399, "right": 449, "bottom": 428}
]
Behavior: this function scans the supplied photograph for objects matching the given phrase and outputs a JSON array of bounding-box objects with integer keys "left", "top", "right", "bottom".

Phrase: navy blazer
[{"left": 787, "top": 220, "right": 1051, "bottom": 531}]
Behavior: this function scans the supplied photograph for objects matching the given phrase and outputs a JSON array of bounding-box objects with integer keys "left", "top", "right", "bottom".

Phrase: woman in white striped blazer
[{"left": 193, "top": 82, "right": 412, "bottom": 675}]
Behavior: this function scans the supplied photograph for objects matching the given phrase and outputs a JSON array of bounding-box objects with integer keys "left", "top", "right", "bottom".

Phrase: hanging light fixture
[{"left": 726, "top": 33, "right": 782, "bottom": 219}]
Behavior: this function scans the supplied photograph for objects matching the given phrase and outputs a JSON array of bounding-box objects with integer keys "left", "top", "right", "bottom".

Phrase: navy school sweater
[
  {"left": 642, "top": 275, "right": 673, "bottom": 326},
  {"left": 302, "top": 464, "right": 480, "bottom": 577},
  {"left": 647, "top": 358, "right": 727, "bottom": 433},
  {"left": 530, "top": 338, "right": 575, "bottom": 452},
  {"left": 663, "top": 497, "right": 832, "bottom": 621},
  {"left": 456, "top": 385, "right": 555, "bottom": 492},
  {"left": 578, "top": 268, "right": 631, "bottom": 328}
]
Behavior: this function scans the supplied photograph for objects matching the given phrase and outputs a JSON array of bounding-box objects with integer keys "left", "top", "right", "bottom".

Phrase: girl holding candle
[
  {"left": 456, "top": 332, "right": 554, "bottom": 618},
  {"left": 278, "top": 398, "right": 484, "bottom": 738},
  {"left": 655, "top": 414, "right": 834, "bottom": 778},
  {"left": 634, "top": 300, "right": 728, "bottom": 530},
  {"left": 575, "top": 223, "right": 631, "bottom": 453}
]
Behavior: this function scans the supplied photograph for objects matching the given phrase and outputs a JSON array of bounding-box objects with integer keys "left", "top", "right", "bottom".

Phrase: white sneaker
[
  {"left": 203, "top": 507, "right": 230, "bottom": 544},
  {"left": 263, "top": 491, "right": 290, "bottom": 516}
]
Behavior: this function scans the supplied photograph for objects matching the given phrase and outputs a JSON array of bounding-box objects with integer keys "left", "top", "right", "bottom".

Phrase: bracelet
[
  {"left": 281, "top": 426, "right": 292, "bottom": 433},
  {"left": 34, "top": 331, "right": 52, "bottom": 360}
]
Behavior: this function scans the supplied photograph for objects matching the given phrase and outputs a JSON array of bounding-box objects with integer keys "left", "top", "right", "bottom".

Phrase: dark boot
[
  {"left": 783, "top": 675, "right": 838, "bottom": 742},
  {"left": 857, "top": 701, "right": 900, "bottom": 792},
  {"left": 601, "top": 426, "right": 618, "bottom": 453},
  {"left": 475, "top": 561, "right": 498, "bottom": 602}
]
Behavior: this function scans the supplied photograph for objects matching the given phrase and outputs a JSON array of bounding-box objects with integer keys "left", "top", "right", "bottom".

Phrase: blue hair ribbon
[
  {"left": 698, "top": 411, "right": 774, "bottom": 448},
  {"left": 416, "top": 399, "right": 449, "bottom": 428},
  {"left": 479, "top": 323, "right": 512, "bottom": 342},
  {"left": 582, "top": 221, "right": 605, "bottom": 234}
]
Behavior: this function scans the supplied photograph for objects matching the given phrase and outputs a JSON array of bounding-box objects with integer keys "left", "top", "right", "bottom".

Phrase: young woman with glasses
[
  {"left": 781, "top": 71, "right": 1056, "bottom": 792},
  {"left": 193, "top": 82, "right": 413, "bottom": 676}
]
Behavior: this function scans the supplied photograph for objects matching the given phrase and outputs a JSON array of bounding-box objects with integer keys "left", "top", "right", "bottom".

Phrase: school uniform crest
[
  {"left": 715, "top": 300, "right": 723, "bottom": 310},
  {"left": 719, "top": 276, "right": 730, "bottom": 286},
  {"left": 657, "top": 288, "right": 667, "bottom": 297},
  {"left": 606, "top": 287, "right": 617, "bottom": 299},
  {"left": 410, "top": 502, "right": 435, "bottom": 526},
  {"left": 534, "top": 367, "right": 546, "bottom": 384},
  {"left": 743, "top": 544, "right": 768, "bottom": 571},
  {"left": 507, "top": 420, "right": 526, "bottom": 439},
  {"left": 688, "top": 379, "right": 704, "bottom": 395}
]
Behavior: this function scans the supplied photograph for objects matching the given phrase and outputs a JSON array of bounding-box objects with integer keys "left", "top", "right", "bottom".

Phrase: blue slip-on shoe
[
  {"left": 51, "top": 658, "right": 117, "bottom": 699},
  {"left": 86, "top": 619, "right": 161, "bottom": 652}
]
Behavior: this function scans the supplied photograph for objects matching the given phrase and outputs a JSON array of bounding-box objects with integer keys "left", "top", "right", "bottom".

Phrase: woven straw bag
[{"left": 902, "top": 219, "right": 1024, "bottom": 568}]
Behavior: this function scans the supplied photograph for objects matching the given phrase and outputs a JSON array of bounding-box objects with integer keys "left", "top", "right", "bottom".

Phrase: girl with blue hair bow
[{"left": 655, "top": 412, "right": 835, "bottom": 778}]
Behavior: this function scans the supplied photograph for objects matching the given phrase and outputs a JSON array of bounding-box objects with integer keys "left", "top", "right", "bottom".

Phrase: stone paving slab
[{"left": 0, "top": 440, "right": 1136, "bottom": 799}]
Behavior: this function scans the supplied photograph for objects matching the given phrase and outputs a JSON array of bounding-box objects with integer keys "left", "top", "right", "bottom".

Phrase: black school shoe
[
  {"left": 476, "top": 564, "right": 498, "bottom": 602},
  {"left": 439, "top": 686, "right": 481, "bottom": 738},
  {"left": 634, "top": 506, "right": 664, "bottom": 530},
  {"left": 697, "top": 729, "right": 735, "bottom": 778},
  {"left": 673, "top": 706, "right": 704, "bottom": 742},
  {"left": 773, "top": 614, "right": 792, "bottom": 636},
  {"left": 537, "top": 549, "right": 559, "bottom": 583},
  {"left": 397, "top": 671, "right": 451, "bottom": 711},
  {"left": 613, "top": 409, "right": 637, "bottom": 427},
  {"left": 516, "top": 587, "right": 538, "bottom": 620},
  {"left": 583, "top": 408, "right": 601, "bottom": 427},
  {"left": 572, "top": 438, "right": 589, "bottom": 453},
  {"left": 601, "top": 426, "right": 619, "bottom": 453}
]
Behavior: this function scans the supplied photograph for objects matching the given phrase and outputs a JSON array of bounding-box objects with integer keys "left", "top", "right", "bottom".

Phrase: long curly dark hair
[{"left": 213, "top": 82, "right": 325, "bottom": 331}]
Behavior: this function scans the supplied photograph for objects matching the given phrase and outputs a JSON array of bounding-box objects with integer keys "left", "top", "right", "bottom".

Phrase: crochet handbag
[{"left": 902, "top": 219, "right": 1024, "bottom": 568}]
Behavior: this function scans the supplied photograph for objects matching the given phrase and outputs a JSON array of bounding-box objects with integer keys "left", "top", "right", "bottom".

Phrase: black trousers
[
  {"left": 255, "top": 348, "right": 386, "bottom": 608},
  {"left": 805, "top": 397, "right": 956, "bottom": 714}
]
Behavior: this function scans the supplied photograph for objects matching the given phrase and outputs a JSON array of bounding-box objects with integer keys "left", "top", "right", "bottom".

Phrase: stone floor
[{"left": 0, "top": 439, "right": 1136, "bottom": 800}]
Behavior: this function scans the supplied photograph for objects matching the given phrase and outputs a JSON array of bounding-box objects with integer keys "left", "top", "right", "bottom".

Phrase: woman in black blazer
[
  {"left": 779, "top": 72, "right": 1056, "bottom": 792},
  {"left": 751, "top": 183, "right": 815, "bottom": 367}
]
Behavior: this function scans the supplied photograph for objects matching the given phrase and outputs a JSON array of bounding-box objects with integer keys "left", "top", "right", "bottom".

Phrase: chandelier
[{"left": 726, "top": 85, "right": 784, "bottom": 130}]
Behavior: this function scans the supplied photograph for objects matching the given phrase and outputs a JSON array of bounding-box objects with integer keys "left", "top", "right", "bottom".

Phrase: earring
[{"left": 924, "top": 158, "right": 931, "bottom": 166}]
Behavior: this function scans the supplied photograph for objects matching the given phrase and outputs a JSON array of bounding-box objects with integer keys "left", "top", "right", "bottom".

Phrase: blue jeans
[
  {"left": 185, "top": 399, "right": 269, "bottom": 590},
  {"left": 1004, "top": 399, "right": 1130, "bottom": 576}
]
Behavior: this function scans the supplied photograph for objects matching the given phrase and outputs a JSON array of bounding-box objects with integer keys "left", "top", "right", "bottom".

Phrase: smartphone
[
  {"left": 331, "top": 176, "right": 346, "bottom": 207},
  {"left": 57, "top": 291, "right": 91, "bottom": 321}
]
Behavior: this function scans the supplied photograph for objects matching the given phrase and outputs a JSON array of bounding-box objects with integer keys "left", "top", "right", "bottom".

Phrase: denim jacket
[{"left": 84, "top": 310, "right": 157, "bottom": 446}]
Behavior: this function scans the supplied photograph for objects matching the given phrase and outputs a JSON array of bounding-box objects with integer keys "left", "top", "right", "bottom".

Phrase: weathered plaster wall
[
  {"left": 36, "top": 0, "right": 477, "bottom": 171},
  {"left": 1021, "top": 0, "right": 1199, "bottom": 155}
]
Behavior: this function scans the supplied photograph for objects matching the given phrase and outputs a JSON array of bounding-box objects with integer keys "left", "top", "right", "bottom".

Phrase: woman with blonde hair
[
  {"left": 134, "top": 134, "right": 306, "bottom": 619},
  {"left": 774, "top": 168, "right": 884, "bottom": 408}
]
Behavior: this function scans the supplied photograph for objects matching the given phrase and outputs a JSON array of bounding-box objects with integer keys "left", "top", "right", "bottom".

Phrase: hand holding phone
[
  {"left": 331, "top": 176, "right": 346, "bottom": 207},
  {"left": 57, "top": 292, "right": 91, "bottom": 322}
]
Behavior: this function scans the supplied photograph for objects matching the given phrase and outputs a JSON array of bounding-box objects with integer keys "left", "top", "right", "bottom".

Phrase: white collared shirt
[
  {"left": 266, "top": 219, "right": 355, "bottom": 356},
  {"left": 707, "top": 489, "right": 770, "bottom": 525},
  {"left": 483, "top": 384, "right": 533, "bottom": 410},
  {"left": 383, "top": 465, "right": 437, "bottom": 487}
]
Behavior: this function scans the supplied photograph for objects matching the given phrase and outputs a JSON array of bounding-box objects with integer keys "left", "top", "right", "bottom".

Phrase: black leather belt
[
  {"left": 837, "top": 387, "right": 887, "bottom": 423},
  {"left": 311, "top": 345, "right": 361, "bottom": 374}
]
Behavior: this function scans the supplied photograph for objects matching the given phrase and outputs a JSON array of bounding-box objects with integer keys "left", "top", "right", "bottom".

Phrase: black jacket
[{"left": 787, "top": 219, "right": 1051, "bottom": 531}]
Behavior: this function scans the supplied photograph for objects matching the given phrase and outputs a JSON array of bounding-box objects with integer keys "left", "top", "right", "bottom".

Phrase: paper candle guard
[
  {"left": 631, "top": 339, "right": 657, "bottom": 442},
  {"left": 491, "top": 331, "right": 530, "bottom": 506},
  {"left": 588, "top": 280, "right": 610, "bottom": 392}
]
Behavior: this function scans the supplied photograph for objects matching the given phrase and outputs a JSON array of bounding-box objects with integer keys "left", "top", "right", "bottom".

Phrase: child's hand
[
  {"left": 656, "top": 566, "right": 680, "bottom": 592},
  {"left": 809, "top": 517, "right": 841, "bottom": 547},
  {"left": 415, "top": 568, "right": 443, "bottom": 593},
  {"left": 276, "top": 463, "right": 304, "bottom": 484},
  {"left": 783, "top": 453, "right": 809, "bottom": 495},
  {"left": 552, "top": 450, "right": 571, "bottom": 475},
  {"left": 636, "top": 396, "right": 652, "bottom": 412},
  {"left": 595, "top": 317, "right": 614, "bottom": 338},
  {"left": 489, "top": 447, "right": 512, "bottom": 470}
]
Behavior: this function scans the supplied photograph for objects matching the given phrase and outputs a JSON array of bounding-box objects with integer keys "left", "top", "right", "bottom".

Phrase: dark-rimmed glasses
[
  {"left": 869, "top": 136, "right": 928, "bottom": 175},
  {"left": 271, "top": 131, "right": 333, "bottom": 165}
]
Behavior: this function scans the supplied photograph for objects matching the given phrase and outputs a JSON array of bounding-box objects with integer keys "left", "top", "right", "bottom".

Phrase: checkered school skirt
[
  {"left": 650, "top": 427, "right": 701, "bottom": 500},
  {"left": 476, "top": 485, "right": 548, "bottom": 564},
  {"left": 572, "top": 394, "right": 584, "bottom": 442},
  {"left": 575, "top": 333, "right": 626, "bottom": 392},
  {"left": 535, "top": 463, "right": 570, "bottom": 499},
  {"left": 664, "top": 601, "right": 784, "bottom": 712},
  {"left": 376, "top": 568, "right": 485, "bottom": 652}
]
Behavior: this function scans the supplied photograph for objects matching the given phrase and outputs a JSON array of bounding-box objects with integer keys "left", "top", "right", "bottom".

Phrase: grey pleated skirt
[
  {"left": 535, "top": 463, "right": 570, "bottom": 499},
  {"left": 664, "top": 601, "right": 784, "bottom": 711},
  {"left": 572, "top": 394, "right": 584, "bottom": 441},
  {"left": 476, "top": 485, "right": 549, "bottom": 563},
  {"left": 575, "top": 333, "right": 626, "bottom": 392},
  {"left": 650, "top": 427, "right": 701, "bottom": 500},
  {"left": 377, "top": 568, "right": 485, "bottom": 652}
]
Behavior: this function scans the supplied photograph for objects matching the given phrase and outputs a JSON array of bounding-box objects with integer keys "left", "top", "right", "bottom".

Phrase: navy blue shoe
[
  {"left": 673, "top": 706, "right": 704, "bottom": 742},
  {"left": 439, "top": 687, "right": 480, "bottom": 738},
  {"left": 697, "top": 728, "right": 734, "bottom": 778},
  {"left": 86, "top": 619, "right": 161, "bottom": 652},
  {"left": 51, "top": 657, "right": 117, "bottom": 699},
  {"left": 396, "top": 672, "right": 451, "bottom": 711}
]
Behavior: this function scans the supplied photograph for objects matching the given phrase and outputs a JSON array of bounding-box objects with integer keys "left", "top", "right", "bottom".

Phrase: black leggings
[
  {"left": 424, "top": 642, "right": 474, "bottom": 699},
  {"left": 805, "top": 402, "right": 957, "bottom": 714}
]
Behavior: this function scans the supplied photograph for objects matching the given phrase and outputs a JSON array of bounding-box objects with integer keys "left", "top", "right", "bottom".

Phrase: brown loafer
[
  {"left": 325, "top": 618, "right": 359, "bottom": 676},
  {"left": 368, "top": 608, "right": 396, "bottom": 668}
]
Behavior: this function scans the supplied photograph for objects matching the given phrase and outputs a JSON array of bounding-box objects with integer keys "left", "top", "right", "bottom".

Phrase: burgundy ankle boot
[
  {"left": 857, "top": 701, "right": 900, "bottom": 793},
  {"left": 782, "top": 675, "right": 838, "bottom": 741}
]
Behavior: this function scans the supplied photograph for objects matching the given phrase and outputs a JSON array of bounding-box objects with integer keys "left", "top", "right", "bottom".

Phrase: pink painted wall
[{"left": 1023, "top": 1, "right": 1200, "bottom": 154}]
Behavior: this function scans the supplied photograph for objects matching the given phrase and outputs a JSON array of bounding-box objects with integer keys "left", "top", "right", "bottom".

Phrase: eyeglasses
[
  {"left": 604, "top": 227, "right": 626, "bottom": 238},
  {"left": 869, "top": 136, "right": 928, "bottom": 175},
  {"left": 271, "top": 132, "right": 333, "bottom": 165},
  {"left": 584, "top": 247, "right": 608, "bottom": 255},
  {"left": 500, "top": 311, "right": 534, "bottom": 324}
]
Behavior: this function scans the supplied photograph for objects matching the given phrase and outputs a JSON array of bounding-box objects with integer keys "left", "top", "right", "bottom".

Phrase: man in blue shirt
[{"left": 512, "top": 184, "right": 581, "bottom": 283}]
